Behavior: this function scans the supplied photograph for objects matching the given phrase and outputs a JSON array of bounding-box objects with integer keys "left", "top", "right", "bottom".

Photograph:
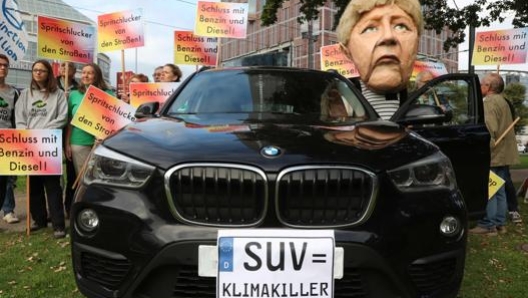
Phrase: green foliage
[
  {"left": 511, "top": 154, "right": 528, "bottom": 169},
  {"left": 504, "top": 83, "right": 527, "bottom": 134},
  {"left": 260, "top": 0, "right": 528, "bottom": 52}
]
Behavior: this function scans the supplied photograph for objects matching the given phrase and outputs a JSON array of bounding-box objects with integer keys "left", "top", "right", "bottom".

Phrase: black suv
[{"left": 71, "top": 67, "right": 489, "bottom": 298}]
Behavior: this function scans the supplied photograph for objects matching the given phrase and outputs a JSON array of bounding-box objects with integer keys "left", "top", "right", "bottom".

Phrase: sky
[{"left": 60, "top": 0, "right": 527, "bottom": 86}]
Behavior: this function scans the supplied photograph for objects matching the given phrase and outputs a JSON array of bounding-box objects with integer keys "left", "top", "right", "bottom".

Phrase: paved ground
[
  {"left": 2, "top": 169, "right": 528, "bottom": 233},
  {"left": 0, "top": 192, "right": 71, "bottom": 234},
  {"left": 510, "top": 168, "right": 528, "bottom": 184}
]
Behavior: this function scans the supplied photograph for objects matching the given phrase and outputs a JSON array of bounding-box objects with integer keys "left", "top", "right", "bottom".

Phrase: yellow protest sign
[
  {"left": 472, "top": 28, "right": 528, "bottom": 65},
  {"left": 194, "top": 1, "right": 248, "bottom": 39},
  {"left": 488, "top": 170, "right": 505, "bottom": 200},
  {"left": 320, "top": 44, "right": 358, "bottom": 78}
]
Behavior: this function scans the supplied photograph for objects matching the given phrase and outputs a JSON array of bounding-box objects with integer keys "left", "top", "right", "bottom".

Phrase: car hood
[{"left": 103, "top": 115, "right": 439, "bottom": 173}]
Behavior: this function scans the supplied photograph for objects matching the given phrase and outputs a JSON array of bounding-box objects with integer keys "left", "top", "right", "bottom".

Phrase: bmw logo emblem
[{"left": 261, "top": 146, "right": 281, "bottom": 158}]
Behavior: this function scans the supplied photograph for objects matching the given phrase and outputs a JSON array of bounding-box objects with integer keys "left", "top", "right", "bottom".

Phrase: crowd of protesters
[{"left": 0, "top": 58, "right": 182, "bottom": 238}]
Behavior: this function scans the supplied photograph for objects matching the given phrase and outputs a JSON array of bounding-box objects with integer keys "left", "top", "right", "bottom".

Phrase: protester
[
  {"left": 66, "top": 63, "right": 115, "bottom": 176},
  {"left": 56, "top": 61, "right": 79, "bottom": 97},
  {"left": 414, "top": 70, "right": 436, "bottom": 105},
  {"left": 15, "top": 59, "right": 68, "bottom": 238},
  {"left": 500, "top": 95, "right": 523, "bottom": 224},
  {"left": 505, "top": 168, "right": 523, "bottom": 224},
  {"left": 2, "top": 177, "right": 19, "bottom": 223},
  {"left": 56, "top": 61, "right": 78, "bottom": 219},
  {"left": 161, "top": 63, "right": 182, "bottom": 82},
  {"left": 469, "top": 73, "right": 519, "bottom": 235},
  {"left": 0, "top": 53, "right": 19, "bottom": 213},
  {"left": 118, "top": 73, "right": 149, "bottom": 103},
  {"left": 152, "top": 66, "right": 163, "bottom": 82},
  {"left": 336, "top": 0, "right": 423, "bottom": 120}
]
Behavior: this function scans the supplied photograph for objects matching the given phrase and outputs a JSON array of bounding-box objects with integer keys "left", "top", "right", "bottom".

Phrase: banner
[
  {"left": 37, "top": 16, "right": 96, "bottom": 63},
  {"left": 472, "top": 27, "right": 528, "bottom": 65},
  {"left": 320, "top": 44, "right": 358, "bottom": 78},
  {"left": 0, "top": 0, "right": 28, "bottom": 62},
  {"left": 194, "top": 1, "right": 248, "bottom": 39},
  {"left": 98, "top": 9, "right": 144, "bottom": 52},
  {"left": 70, "top": 86, "right": 136, "bottom": 140},
  {"left": 0, "top": 129, "right": 62, "bottom": 175},
  {"left": 174, "top": 31, "right": 217, "bottom": 66},
  {"left": 411, "top": 60, "right": 448, "bottom": 81},
  {"left": 129, "top": 82, "right": 179, "bottom": 108}
]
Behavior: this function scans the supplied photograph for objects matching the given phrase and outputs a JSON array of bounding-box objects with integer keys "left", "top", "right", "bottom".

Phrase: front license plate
[{"left": 216, "top": 229, "right": 335, "bottom": 298}]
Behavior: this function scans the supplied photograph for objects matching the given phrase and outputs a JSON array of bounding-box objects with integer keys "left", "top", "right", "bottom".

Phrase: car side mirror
[
  {"left": 396, "top": 104, "right": 448, "bottom": 126},
  {"left": 135, "top": 102, "right": 160, "bottom": 119}
]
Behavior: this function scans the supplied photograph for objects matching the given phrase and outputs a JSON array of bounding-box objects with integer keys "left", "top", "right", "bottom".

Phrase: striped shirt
[{"left": 361, "top": 82, "right": 400, "bottom": 120}]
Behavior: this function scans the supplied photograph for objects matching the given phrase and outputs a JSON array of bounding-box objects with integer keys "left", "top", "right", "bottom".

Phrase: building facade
[
  {"left": 7, "top": 0, "right": 111, "bottom": 88},
  {"left": 220, "top": 0, "right": 458, "bottom": 73}
]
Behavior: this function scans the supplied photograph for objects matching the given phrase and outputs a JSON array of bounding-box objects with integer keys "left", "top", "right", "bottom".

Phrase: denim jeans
[
  {"left": 2, "top": 177, "right": 15, "bottom": 215},
  {"left": 478, "top": 166, "right": 508, "bottom": 228}
]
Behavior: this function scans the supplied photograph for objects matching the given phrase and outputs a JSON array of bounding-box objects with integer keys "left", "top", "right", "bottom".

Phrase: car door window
[{"left": 412, "top": 79, "right": 472, "bottom": 126}]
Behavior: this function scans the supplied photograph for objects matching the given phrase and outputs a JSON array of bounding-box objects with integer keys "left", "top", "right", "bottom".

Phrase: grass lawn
[
  {"left": 0, "top": 231, "right": 83, "bottom": 298},
  {"left": 511, "top": 154, "right": 528, "bottom": 169}
]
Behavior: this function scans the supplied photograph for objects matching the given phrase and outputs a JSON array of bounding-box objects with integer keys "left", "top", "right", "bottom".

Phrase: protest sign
[
  {"left": 320, "top": 44, "right": 359, "bottom": 78},
  {"left": 37, "top": 16, "right": 96, "bottom": 63},
  {"left": 175, "top": 30, "right": 217, "bottom": 66},
  {"left": 98, "top": 9, "right": 144, "bottom": 52},
  {"left": 0, "top": 0, "right": 28, "bottom": 62},
  {"left": 129, "top": 82, "right": 179, "bottom": 108},
  {"left": 70, "top": 86, "right": 136, "bottom": 140},
  {"left": 194, "top": 1, "right": 248, "bottom": 39},
  {"left": 489, "top": 170, "right": 505, "bottom": 199},
  {"left": 411, "top": 60, "right": 448, "bottom": 81},
  {"left": 472, "top": 28, "right": 528, "bottom": 65},
  {"left": 0, "top": 129, "right": 62, "bottom": 175}
]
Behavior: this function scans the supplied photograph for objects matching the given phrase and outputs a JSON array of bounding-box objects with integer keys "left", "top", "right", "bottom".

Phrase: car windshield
[{"left": 165, "top": 68, "right": 369, "bottom": 123}]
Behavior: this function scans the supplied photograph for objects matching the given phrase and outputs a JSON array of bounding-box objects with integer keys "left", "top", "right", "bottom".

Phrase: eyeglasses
[
  {"left": 0, "top": 63, "right": 9, "bottom": 68},
  {"left": 32, "top": 69, "right": 48, "bottom": 73}
]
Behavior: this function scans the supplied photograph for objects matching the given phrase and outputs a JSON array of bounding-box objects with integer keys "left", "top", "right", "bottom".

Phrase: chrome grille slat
[
  {"left": 276, "top": 166, "right": 377, "bottom": 228},
  {"left": 165, "top": 164, "right": 376, "bottom": 228},
  {"left": 165, "top": 164, "right": 268, "bottom": 227}
]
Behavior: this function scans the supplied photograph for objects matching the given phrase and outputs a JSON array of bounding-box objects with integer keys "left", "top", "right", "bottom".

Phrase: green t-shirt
[{"left": 68, "top": 89, "right": 115, "bottom": 146}]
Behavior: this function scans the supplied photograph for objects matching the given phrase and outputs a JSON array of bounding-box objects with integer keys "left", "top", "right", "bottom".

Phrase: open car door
[{"left": 391, "top": 73, "right": 490, "bottom": 219}]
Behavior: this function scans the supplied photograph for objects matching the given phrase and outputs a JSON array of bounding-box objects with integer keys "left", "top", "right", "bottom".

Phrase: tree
[
  {"left": 504, "top": 82, "right": 527, "bottom": 134},
  {"left": 261, "top": 0, "right": 528, "bottom": 52}
]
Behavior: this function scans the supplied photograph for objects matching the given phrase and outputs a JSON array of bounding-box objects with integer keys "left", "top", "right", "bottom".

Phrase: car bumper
[{"left": 71, "top": 185, "right": 467, "bottom": 298}]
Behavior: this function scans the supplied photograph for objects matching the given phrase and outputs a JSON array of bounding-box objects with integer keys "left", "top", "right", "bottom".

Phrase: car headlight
[
  {"left": 84, "top": 145, "right": 155, "bottom": 188},
  {"left": 387, "top": 151, "right": 457, "bottom": 191}
]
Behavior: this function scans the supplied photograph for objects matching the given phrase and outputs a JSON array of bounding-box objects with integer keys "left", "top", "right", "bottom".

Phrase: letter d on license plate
[{"left": 217, "top": 230, "right": 335, "bottom": 298}]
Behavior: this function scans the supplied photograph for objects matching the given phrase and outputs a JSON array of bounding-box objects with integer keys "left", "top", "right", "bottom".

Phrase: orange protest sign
[
  {"left": 174, "top": 31, "right": 218, "bottom": 66},
  {"left": 70, "top": 86, "right": 136, "bottom": 139},
  {"left": 97, "top": 9, "right": 144, "bottom": 52},
  {"left": 129, "top": 82, "right": 179, "bottom": 108},
  {"left": 37, "top": 16, "right": 96, "bottom": 63}
]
